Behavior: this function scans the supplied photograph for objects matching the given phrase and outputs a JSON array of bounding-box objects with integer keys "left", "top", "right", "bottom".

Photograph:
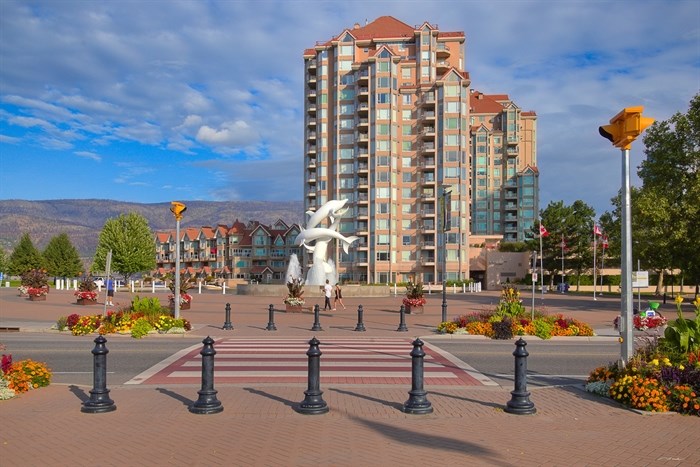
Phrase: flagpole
[
  {"left": 539, "top": 220, "right": 544, "bottom": 299},
  {"left": 560, "top": 234, "right": 565, "bottom": 293},
  {"left": 600, "top": 241, "right": 606, "bottom": 292},
  {"left": 593, "top": 223, "right": 598, "bottom": 301}
]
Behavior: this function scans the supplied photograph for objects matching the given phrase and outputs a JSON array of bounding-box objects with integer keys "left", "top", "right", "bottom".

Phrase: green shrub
[
  {"left": 130, "top": 317, "right": 153, "bottom": 339},
  {"left": 131, "top": 295, "right": 163, "bottom": 324},
  {"left": 533, "top": 318, "right": 554, "bottom": 340},
  {"left": 56, "top": 316, "right": 68, "bottom": 331}
]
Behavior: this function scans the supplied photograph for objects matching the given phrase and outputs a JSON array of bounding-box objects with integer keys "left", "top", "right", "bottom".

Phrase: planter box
[
  {"left": 170, "top": 301, "right": 191, "bottom": 311},
  {"left": 285, "top": 304, "right": 304, "bottom": 313},
  {"left": 77, "top": 298, "right": 98, "bottom": 306},
  {"left": 405, "top": 305, "right": 424, "bottom": 314},
  {"left": 29, "top": 294, "right": 47, "bottom": 301}
]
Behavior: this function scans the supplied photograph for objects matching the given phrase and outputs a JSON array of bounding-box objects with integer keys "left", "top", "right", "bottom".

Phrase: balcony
[
  {"left": 306, "top": 191, "right": 316, "bottom": 198},
  {"left": 420, "top": 110, "right": 435, "bottom": 121},
  {"left": 420, "top": 241, "right": 436, "bottom": 249},
  {"left": 420, "top": 94, "right": 435, "bottom": 106},
  {"left": 307, "top": 90, "right": 317, "bottom": 101},
  {"left": 307, "top": 104, "right": 316, "bottom": 115},
  {"left": 436, "top": 60, "right": 450, "bottom": 72},
  {"left": 505, "top": 203, "right": 517, "bottom": 211},
  {"left": 357, "top": 223, "right": 369, "bottom": 234},
  {"left": 307, "top": 144, "right": 316, "bottom": 155},
  {"left": 307, "top": 131, "right": 316, "bottom": 140},
  {"left": 357, "top": 70, "right": 369, "bottom": 83},
  {"left": 357, "top": 177, "right": 369, "bottom": 188},
  {"left": 358, "top": 193, "right": 369, "bottom": 204},
  {"left": 436, "top": 44, "right": 451, "bottom": 58},
  {"left": 358, "top": 87, "right": 369, "bottom": 100},
  {"left": 307, "top": 174, "right": 316, "bottom": 183},
  {"left": 505, "top": 190, "right": 518, "bottom": 199},
  {"left": 507, "top": 136, "right": 519, "bottom": 145},
  {"left": 506, "top": 146, "right": 519, "bottom": 157},
  {"left": 420, "top": 158, "right": 435, "bottom": 169},
  {"left": 421, "top": 176, "right": 436, "bottom": 185},
  {"left": 420, "top": 256, "right": 436, "bottom": 265},
  {"left": 357, "top": 148, "right": 369, "bottom": 159},
  {"left": 421, "top": 209, "right": 436, "bottom": 217},
  {"left": 420, "top": 142, "right": 435, "bottom": 153},
  {"left": 357, "top": 208, "right": 369, "bottom": 218},
  {"left": 358, "top": 162, "right": 368, "bottom": 172},
  {"left": 307, "top": 75, "right": 317, "bottom": 88},
  {"left": 307, "top": 59, "right": 317, "bottom": 71},
  {"left": 421, "top": 126, "right": 435, "bottom": 138},
  {"left": 358, "top": 103, "right": 369, "bottom": 114},
  {"left": 307, "top": 119, "right": 316, "bottom": 129},
  {"left": 421, "top": 190, "right": 435, "bottom": 200}
]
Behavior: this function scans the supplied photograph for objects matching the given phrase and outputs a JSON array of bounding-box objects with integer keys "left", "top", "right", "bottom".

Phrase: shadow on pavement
[
  {"left": 431, "top": 390, "right": 504, "bottom": 410},
  {"left": 156, "top": 387, "right": 193, "bottom": 406},
  {"left": 329, "top": 387, "right": 404, "bottom": 411},
  {"left": 68, "top": 384, "right": 89, "bottom": 403},
  {"left": 350, "top": 415, "right": 510, "bottom": 466},
  {"left": 243, "top": 387, "right": 296, "bottom": 408}
]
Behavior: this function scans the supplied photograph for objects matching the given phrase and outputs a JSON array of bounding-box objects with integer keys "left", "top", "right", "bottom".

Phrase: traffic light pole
[{"left": 620, "top": 148, "right": 633, "bottom": 365}]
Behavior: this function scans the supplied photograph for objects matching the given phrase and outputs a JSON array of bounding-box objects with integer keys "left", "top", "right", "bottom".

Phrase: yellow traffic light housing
[
  {"left": 599, "top": 106, "right": 654, "bottom": 149},
  {"left": 170, "top": 201, "right": 187, "bottom": 220}
]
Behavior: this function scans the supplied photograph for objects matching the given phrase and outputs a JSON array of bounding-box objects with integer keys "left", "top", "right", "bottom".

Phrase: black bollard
[
  {"left": 402, "top": 338, "right": 433, "bottom": 414},
  {"left": 504, "top": 337, "right": 536, "bottom": 415},
  {"left": 397, "top": 305, "right": 408, "bottom": 332},
  {"left": 266, "top": 304, "right": 277, "bottom": 331},
  {"left": 222, "top": 303, "right": 233, "bottom": 330},
  {"left": 295, "top": 337, "right": 329, "bottom": 415},
  {"left": 354, "top": 304, "right": 366, "bottom": 332},
  {"left": 189, "top": 336, "right": 224, "bottom": 414},
  {"left": 81, "top": 335, "right": 116, "bottom": 413},
  {"left": 311, "top": 304, "right": 323, "bottom": 331}
]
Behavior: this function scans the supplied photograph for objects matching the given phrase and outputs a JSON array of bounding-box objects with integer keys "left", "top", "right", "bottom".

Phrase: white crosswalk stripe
[{"left": 126, "top": 337, "right": 497, "bottom": 386}]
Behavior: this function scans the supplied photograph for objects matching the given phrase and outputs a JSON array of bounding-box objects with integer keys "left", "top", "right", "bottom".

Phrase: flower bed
[
  {"left": 613, "top": 314, "right": 667, "bottom": 331},
  {"left": 586, "top": 296, "right": 700, "bottom": 416},
  {"left": 436, "top": 286, "right": 594, "bottom": 339},
  {"left": 1, "top": 353, "right": 52, "bottom": 400},
  {"left": 58, "top": 302, "right": 192, "bottom": 339}
]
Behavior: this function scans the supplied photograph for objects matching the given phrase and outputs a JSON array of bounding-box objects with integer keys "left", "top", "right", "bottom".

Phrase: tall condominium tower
[
  {"left": 303, "top": 16, "right": 537, "bottom": 284},
  {"left": 469, "top": 91, "right": 539, "bottom": 242}
]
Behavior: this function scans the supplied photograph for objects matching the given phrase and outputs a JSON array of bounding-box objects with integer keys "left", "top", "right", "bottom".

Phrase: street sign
[
  {"left": 532, "top": 273, "right": 538, "bottom": 282},
  {"left": 632, "top": 270, "right": 648, "bottom": 288}
]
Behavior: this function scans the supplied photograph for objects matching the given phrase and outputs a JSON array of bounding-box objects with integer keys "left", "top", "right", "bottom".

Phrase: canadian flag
[
  {"left": 539, "top": 224, "right": 549, "bottom": 237},
  {"left": 602, "top": 235, "right": 609, "bottom": 248},
  {"left": 594, "top": 224, "right": 602, "bottom": 236}
]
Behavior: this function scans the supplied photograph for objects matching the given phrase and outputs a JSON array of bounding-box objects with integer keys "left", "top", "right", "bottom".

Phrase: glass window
[
  {"left": 378, "top": 61, "right": 390, "bottom": 72},
  {"left": 402, "top": 141, "right": 412, "bottom": 151},
  {"left": 377, "top": 93, "right": 390, "bottom": 104},
  {"left": 402, "top": 68, "right": 411, "bottom": 78},
  {"left": 339, "top": 45, "right": 353, "bottom": 55},
  {"left": 402, "top": 188, "right": 413, "bottom": 199},
  {"left": 377, "top": 109, "right": 390, "bottom": 120},
  {"left": 402, "top": 124, "right": 412, "bottom": 136},
  {"left": 377, "top": 235, "right": 390, "bottom": 245},
  {"left": 377, "top": 77, "right": 390, "bottom": 88},
  {"left": 377, "top": 124, "right": 390, "bottom": 135}
]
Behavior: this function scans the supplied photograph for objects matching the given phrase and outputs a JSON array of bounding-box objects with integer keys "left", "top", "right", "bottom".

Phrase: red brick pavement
[{"left": 1, "top": 288, "right": 697, "bottom": 466}]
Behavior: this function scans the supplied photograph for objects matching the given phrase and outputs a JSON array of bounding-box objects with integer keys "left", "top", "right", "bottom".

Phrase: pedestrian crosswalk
[{"left": 125, "top": 337, "right": 497, "bottom": 387}]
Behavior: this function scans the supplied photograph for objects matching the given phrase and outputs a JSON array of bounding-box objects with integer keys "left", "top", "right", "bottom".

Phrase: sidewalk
[{"left": 1, "top": 288, "right": 697, "bottom": 466}]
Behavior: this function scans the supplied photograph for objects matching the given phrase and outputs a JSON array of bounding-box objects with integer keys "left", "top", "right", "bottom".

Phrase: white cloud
[
  {"left": 75, "top": 151, "right": 102, "bottom": 161},
  {"left": 195, "top": 120, "right": 259, "bottom": 149}
]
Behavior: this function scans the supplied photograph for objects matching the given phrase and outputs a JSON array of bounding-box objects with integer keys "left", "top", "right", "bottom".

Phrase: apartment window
[
  {"left": 402, "top": 141, "right": 412, "bottom": 151},
  {"left": 445, "top": 167, "right": 459, "bottom": 178},
  {"left": 402, "top": 172, "right": 412, "bottom": 182},
  {"left": 377, "top": 124, "right": 390, "bottom": 135},
  {"left": 339, "top": 104, "right": 354, "bottom": 114},
  {"left": 376, "top": 203, "right": 390, "bottom": 214},
  {"left": 444, "top": 85, "right": 459, "bottom": 96},
  {"left": 339, "top": 162, "right": 354, "bottom": 174},
  {"left": 377, "top": 235, "right": 390, "bottom": 245},
  {"left": 477, "top": 156, "right": 487, "bottom": 165},
  {"left": 339, "top": 133, "right": 353, "bottom": 144},
  {"left": 339, "top": 178, "right": 354, "bottom": 189},
  {"left": 339, "top": 89, "right": 355, "bottom": 100},
  {"left": 402, "top": 203, "right": 412, "bottom": 213},
  {"left": 401, "top": 251, "right": 412, "bottom": 261},
  {"left": 377, "top": 77, "right": 390, "bottom": 88},
  {"left": 401, "top": 68, "right": 411, "bottom": 78},
  {"left": 341, "top": 74, "right": 355, "bottom": 85},
  {"left": 377, "top": 93, "right": 390, "bottom": 104},
  {"left": 402, "top": 219, "right": 412, "bottom": 229},
  {"left": 376, "top": 171, "right": 390, "bottom": 183},
  {"left": 377, "top": 219, "right": 389, "bottom": 229},
  {"left": 477, "top": 135, "right": 487, "bottom": 142},
  {"left": 421, "top": 66, "right": 430, "bottom": 77},
  {"left": 378, "top": 61, "right": 390, "bottom": 72},
  {"left": 402, "top": 94, "right": 411, "bottom": 105},
  {"left": 339, "top": 119, "right": 354, "bottom": 129},
  {"left": 402, "top": 109, "right": 412, "bottom": 120},
  {"left": 446, "top": 102, "right": 459, "bottom": 113},
  {"left": 445, "top": 118, "right": 459, "bottom": 129},
  {"left": 402, "top": 235, "right": 411, "bottom": 246},
  {"left": 376, "top": 251, "right": 390, "bottom": 261},
  {"left": 402, "top": 124, "right": 412, "bottom": 136},
  {"left": 377, "top": 155, "right": 390, "bottom": 166},
  {"left": 376, "top": 140, "right": 390, "bottom": 151},
  {"left": 377, "top": 109, "right": 390, "bottom": 120},
  {"left": 376, "top": 187, "right": 390, "bottom": 198},
  {"left": 339, "top": 60, "right": 352, "bottom": 71},
  {"left": 402, "top": 188, "right": 413, "bottom": 199},
  {"left": 339, "top": 45, "right": 353, "bottom": 55},
  {"left": 444, "top": 134, "right": 459, "bottom": 146}
]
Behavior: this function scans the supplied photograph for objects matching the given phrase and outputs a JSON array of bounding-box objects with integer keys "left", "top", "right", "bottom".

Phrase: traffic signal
[
  {"left": 170, "top": 201, "right": 187, "bottom": 220},
  {"left": 599, "top": 106, "right": 654, "bottom": 149}
]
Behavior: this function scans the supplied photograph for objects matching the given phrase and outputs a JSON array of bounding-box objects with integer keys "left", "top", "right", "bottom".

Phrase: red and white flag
[
  {"left": 594, "top": 224, "right": 602, "bottom": 236},
  {"left": 539, "top": 224, "right": 549, "bottom": 237},
  {"left": 602, "top": 235, "right": 609, "bottom": 249},
  {"left": 560, "top": 234, "right": 569, "bottom": 251}
]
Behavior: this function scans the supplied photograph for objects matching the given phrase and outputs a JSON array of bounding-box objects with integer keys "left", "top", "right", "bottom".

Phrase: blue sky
[{"left": 0, "top": 0, "right": 698, "bottom": 215}]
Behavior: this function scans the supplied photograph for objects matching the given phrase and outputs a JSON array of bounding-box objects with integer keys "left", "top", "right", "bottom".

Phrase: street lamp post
[
  {"left": 440, "top": 186, "right": 452, "bottom": 324},
  {"left": 599, "top": 107, "right": 654, "bottom": 366},
  {"left": 170, "top": 202, "right": 187, "bottom": 319}
]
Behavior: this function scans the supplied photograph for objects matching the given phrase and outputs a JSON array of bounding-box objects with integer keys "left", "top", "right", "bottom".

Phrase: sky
[{"left": 0, "top": 0, "right": 698, "bottom": 216}]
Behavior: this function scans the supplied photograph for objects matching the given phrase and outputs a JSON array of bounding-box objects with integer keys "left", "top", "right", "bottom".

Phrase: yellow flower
[
  {"left": 675, "top": 295, "right": 684, "bottom": 305},
  {"left": 679, "top": 364, "right": 685, "bottom": 370},
  {"left": 651, "top": 359, "right": 659, "bottom": 366}
]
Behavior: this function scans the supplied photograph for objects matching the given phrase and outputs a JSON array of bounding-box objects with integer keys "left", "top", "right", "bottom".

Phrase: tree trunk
[{"left": 655, "top": 269, "right": 664, "bottom": 295}]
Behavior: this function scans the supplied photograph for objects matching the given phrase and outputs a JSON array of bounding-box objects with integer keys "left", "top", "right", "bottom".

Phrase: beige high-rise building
[{"left": 303, "top": 16, "right": 538, "bottom": 284}]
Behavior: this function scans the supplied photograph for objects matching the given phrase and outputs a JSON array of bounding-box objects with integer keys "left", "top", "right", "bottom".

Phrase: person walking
[
  {"left": 106, "top": 278, "right": 115, "bottom": 306},
  {"left": 323, "top": 279, "right": 333, "bottom": 311},
  {"left": 334, "top": 284, "right": 346, "bottom": 310}
]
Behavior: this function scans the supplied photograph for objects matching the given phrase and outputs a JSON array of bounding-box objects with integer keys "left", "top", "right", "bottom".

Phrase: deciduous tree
[{"left": 91, "top": 213, "right": 155, "bottom": 281}]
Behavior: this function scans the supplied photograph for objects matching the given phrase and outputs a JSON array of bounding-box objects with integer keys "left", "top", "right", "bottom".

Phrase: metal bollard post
[
  {"left": 354, "top": 304, "right": 366, "bottom": 332},
  {"left": 295, "top": 337, "right": 329, "bottom": 415},
  {"left": 189, "top": 336, "right": 224, "bottom": 414},
  {"left": 504, "top": 337, "right": 536, "bottom": 415},
  {"left": 222, "top": 303, "right": 233, "bottom": 330},
  {"left": 266, "top": 304, "right": 277, "bottom": 331},
  {"left": 397, "top": 305, "right": 408, "bottom": 332},
  {"left": 311, "top": 304, "right": 323, "bottom": 331},
  {"left": 81, "top": 335, "right": 116, "bottom": 413},
  {"left": 402, "top": 338, "right": 433, "bottom": 414}
]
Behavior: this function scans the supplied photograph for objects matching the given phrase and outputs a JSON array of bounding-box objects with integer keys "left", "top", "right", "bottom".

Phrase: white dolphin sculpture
[
  {"left": 295, "top": 227, "right": 359, "bottom": 254},
  {"left": 305, "top": 198, "right": 349, "bottom": 229}
]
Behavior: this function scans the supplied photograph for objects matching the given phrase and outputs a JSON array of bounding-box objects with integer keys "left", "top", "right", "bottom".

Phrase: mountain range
[{"left": 0, "top": 199, "right": 304, "bottom": 258}]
